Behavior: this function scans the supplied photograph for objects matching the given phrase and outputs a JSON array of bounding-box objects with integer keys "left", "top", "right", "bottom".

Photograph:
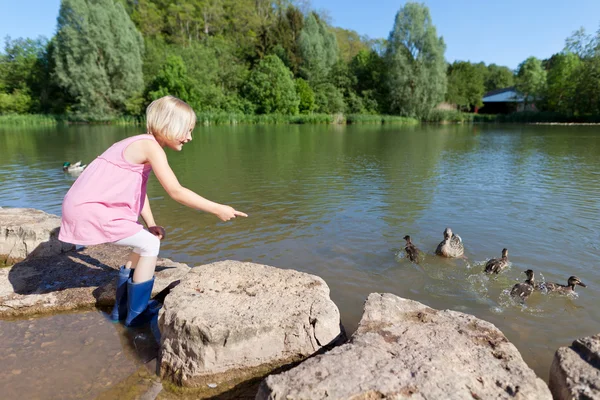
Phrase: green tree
[
  {"left": 243, "top": 54, "right": 299, "bottom": 114},
  {"left": 332, "top": 27, "right": 370, "bottom": 62},
  {"left": 515, "top": 56, "right": 547, "bottom": 106},
  {"left": 298, "top": 12, "right": 339, "bottom": 82},
  {"left": 484, "top": 64, "right": 514, "bottom": 92},
  {"left": 350, "top": 49, "right": 386, "bottom": 113},
  {"left": 544, "top": 52, "right": 581, "bottom": 114},
  {"left": 271, "top": 5, "right": 304, "bottom": 74},
  {"left": 446, "top": 61, "right": 485, "bottom": 111},
  {"left": 147, "top": 55, "right": 198, "bottom": 107},
  {"left": 295, "top": 78, "right": 315, "bottom": 113},
  {"left": 53, "top": 0, "right": 144, "bottom": 118},
  {"left": 574, "top": 56, "right": 600, "bottom": 115},
  {"left": 384, "top": 2, "right": 447, "bottom": 118},
  {"left": 313, "top": 82, "right": 345, "bottom": 113}
]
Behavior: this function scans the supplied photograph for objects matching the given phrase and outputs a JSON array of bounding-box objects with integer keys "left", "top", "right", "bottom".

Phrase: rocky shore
[{"left": 1, "top": 208, "right": 598, "bottom": 399}]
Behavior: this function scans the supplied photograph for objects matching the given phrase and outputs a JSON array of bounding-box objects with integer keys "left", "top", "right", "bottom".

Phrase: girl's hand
[
  {"left": 216, "top": 205, "right": 248, "bottom": 221},
  {"left": 148, "top": 226, "right": 166, "bottom": 240}
]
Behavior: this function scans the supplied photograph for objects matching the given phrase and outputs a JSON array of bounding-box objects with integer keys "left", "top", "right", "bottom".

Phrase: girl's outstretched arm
[{"left": 143, "top": 140, "right": 247, "bottom": 221}]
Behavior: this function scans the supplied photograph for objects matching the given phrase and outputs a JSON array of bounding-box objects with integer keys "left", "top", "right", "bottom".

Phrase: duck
[
  {"left": 63, "top": 161, "right": 86, "bottom": 173},
  {"left": 403, "top": 235, "right": 421, "bottom": 263},
  {"left": 510, "top": 269, "right": 535, "bottom": 302},
  {"left": 484, "top": 248, "right": 509, "bottom": 274},
  {"left": 538, "top": 276, "right": 587, "bottom": 294},
  {"left": 435, "top": 227, "right": 464, "bottom": 258}
]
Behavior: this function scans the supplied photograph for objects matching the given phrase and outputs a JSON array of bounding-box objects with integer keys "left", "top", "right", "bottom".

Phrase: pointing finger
[{"left": 235, "top": 211, "right": 248, "bottom": 217}]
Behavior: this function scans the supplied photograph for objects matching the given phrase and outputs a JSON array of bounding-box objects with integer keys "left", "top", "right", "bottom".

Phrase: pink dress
[{"left": 59, "top": 134, "right": 156, "bottom": 245}]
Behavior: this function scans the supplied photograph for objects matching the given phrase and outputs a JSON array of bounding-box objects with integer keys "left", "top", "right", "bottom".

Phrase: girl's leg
[
  {"left": 125, "top": 251, "right": 141, "bottom": 269},
  {"left": 124, "top": 250, "right": 158, "bottom": 281},
  {"left": 110, "top": 231, "right": 160, "bottom": 321},
  {"left": 113, "top": 230, "right": 161, "bottom": 327},
  {"left": 132, "top": 255, "right": 158, "bottom": 282},
  {"left": 113, "top": 229, "right": 161, "bottom": 270}
]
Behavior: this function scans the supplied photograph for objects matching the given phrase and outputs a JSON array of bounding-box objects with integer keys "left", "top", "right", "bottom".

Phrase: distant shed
[{"left": 480, "top": 87, "right": 535, "bottom": 114}]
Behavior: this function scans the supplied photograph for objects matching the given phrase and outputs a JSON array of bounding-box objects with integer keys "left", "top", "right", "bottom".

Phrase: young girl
[{"left": 59, "top": 95, "right": 247, "bottom": 336}]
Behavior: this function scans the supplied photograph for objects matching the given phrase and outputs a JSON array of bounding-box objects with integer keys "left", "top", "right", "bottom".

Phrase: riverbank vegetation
[{"left": 1, "top": 0, "right": 600, "bottom": 125}]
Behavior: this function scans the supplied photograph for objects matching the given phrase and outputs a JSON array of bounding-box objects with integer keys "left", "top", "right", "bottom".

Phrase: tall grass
[
  {"left": 0, "top": 114, "right": 60, "bottom": 126},
  {"left": 6, "top": 111, "right": 600, "bottom": 127},
  {"left": 346, "top": 114, "right": 418, "bottom": 124}
]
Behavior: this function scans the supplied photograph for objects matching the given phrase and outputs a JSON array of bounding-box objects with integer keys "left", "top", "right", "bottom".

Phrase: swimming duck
[
  {"left": 484, "top": 248, "right": 509, "bottom": 274},
  {"left": 63, "top": 161, "right": 86, "bottom": 173},
  {"left": 539, "top": 276, "right": 587, "bottom": 294},
  {"left": 435, "top": 227, "right": 464, "bottom": 258},
  {"left": 403, "top": 235, "right": 421, "bottom": 263},
  {"left": 510, "top": 269, "right": 535, "bottom": 302}
]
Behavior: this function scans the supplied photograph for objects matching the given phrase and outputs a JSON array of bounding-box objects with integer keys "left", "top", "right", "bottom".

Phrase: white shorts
[{"left": 113, "top": 229, "right": 160, "bottom": 257}]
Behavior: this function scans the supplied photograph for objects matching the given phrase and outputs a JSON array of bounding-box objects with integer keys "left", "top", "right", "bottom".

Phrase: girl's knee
[{"left": 140, "top": 233, "right": 160, "bottom": 257}]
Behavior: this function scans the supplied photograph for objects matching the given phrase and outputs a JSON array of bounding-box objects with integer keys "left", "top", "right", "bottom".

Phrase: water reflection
[{"left": 0, "top": 124, "right": 599, "bottom": 386}]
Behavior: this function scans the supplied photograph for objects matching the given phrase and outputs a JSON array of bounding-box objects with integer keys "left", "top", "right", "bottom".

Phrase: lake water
[{"left": 1, "top": 123, "right": 599, "bottom": 396}]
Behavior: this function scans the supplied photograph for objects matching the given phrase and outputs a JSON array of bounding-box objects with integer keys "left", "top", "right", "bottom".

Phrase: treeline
[
  {"left": 443, "top": 29, "right": 600, "bottom": 117},
  {"left": 1, "top": 0, "right": 600, "bottom": 123}
]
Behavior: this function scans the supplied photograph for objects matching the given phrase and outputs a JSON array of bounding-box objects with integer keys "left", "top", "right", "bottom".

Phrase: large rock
[
  {"left": 0, "top": 208, "right": 74, "bottom": 265},
  {"left": 258, "top": 293, "right": 552, "bottom": 400},
  {"left": 159, "top": 260, "right": 345, "bottom": 391},
  {"left": 0, "top": 243, "right": 190, "bottom": 317},
  {"left": 549, "top": 333, "right": 600, "bottom": 399}
]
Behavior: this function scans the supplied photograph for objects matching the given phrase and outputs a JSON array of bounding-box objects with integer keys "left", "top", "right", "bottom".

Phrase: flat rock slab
[
  {"left": 159, "top": 260, "right": 345, "bottom": 390},
  {"left": 0, "top": 208, "right": 74, "bottom": 265},
  {"left": 258, "top": 293, "right": 552, "bottom": 400},
  {"left": 549, "top": 333, "right": 600, "bottom": 399},
  {"left": 0, "top": 244, "right": 190, "bottom": 318}
]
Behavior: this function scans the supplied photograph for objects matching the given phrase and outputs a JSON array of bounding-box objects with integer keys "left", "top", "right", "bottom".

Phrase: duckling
[
  {"left": 63, "top": 161, "right": 86, "bottom": 173},
  {"left": 403, "top": 235, "right": 420, "bottom": 263},
  {"left": 539, "top": 276, "right": 587, "bottom": 294},
  {"left": 510, "top": 269, "right": 535, "bottom": 302},
  {"left": 484, "top": 248, "right": 509, "bottom": 274},
  {"left": 435, "top": 227, "right": 464, "bottom": 258}
]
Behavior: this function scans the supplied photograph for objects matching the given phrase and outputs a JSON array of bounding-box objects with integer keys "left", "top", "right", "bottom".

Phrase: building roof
[{"left": 482, "top": 87, "right": 524, "bottom": 103}]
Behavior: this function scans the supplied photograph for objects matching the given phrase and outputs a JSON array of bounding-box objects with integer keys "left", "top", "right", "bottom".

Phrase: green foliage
[
  {"left": 53, "top": 0, "right": 144, "bottom": 118},
  {"left": 0, "top": 114, "right": 59, "bottom": 125},
  {"left": 313, "top": 83, "right": 346, "bottom": 113},
  {"left": 573, "top": 56, "right": 600, "bottom": 115},
  {"left": 350, "top": 49, "right": 386, "bottom": 112},
  {"left": 515, "top": 56, "right": 546, "bottom": 104},
  {"left": 0, "top": 36, "right": 56, "bottom": 113},
  {"left": 346, "top": 114, "right": 418, "bottom": 124},
  {"left": 543, "top": 52, "right": 581, "bottom": 114},
  {"left": 484, "top": 64, "right": 514, "bottom": 92},
  {"left": 0, "top": 90, "right": 33, "bottom": 114},
  {"left": 332, "top": 27, "right": 370, "bottom": 62},
  {"left": 243, "top": 54, "right": 299, "bottom": 114},
  {"left": 446, "top": 61, "right": 485, "bottom": 110},
  {"left": 147, "top": 55, "right": 198, "bottom": 106},
  {"left": 270, "top": 6, "right": 304, "bottom": 74},
  {"left": 295, "top": 78, "right": 316, "bottom": 114},
  {"left": 384, "top": 2, "right": 447, "bottom": 118},
  {"left": 298, "top": 12, "right": 339, "bottom": 82}
]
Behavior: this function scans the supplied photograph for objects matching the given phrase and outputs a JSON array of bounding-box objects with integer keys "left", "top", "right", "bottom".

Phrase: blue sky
[{"left": 1, "top": 0, "right": 599, "bottom": 70}]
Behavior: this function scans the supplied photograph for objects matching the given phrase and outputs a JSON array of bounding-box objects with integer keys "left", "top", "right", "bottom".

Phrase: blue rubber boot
[
  {"left": 110, "top": 266, "right": 133, "bottom": 321},
  {"left": 150, "top": 314, "right": 161, "bottom": 344},
  {"left": 125, "top": 277, "right": 160, "bottom": 327}
]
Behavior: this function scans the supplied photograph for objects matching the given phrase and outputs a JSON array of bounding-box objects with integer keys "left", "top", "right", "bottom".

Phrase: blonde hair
[{"left": 146, "top": 95, "right": 196, "bottom": 140}]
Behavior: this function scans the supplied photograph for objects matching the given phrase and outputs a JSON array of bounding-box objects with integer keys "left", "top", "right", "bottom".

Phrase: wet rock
[
  {"left": 159, "top": 260, "right": 345, "bottom": 390},
  {"left": 0, "top": 243, "right": 190, "bottom": 317},
  {"left": 257, "top": 293, "right": 551, "bottom": 400},
  {"left": 0, "top": 208, "right": 74, "bottom": 265},
  {"left": 549, "top": 333, "right": 600, "bottom": 399}
]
